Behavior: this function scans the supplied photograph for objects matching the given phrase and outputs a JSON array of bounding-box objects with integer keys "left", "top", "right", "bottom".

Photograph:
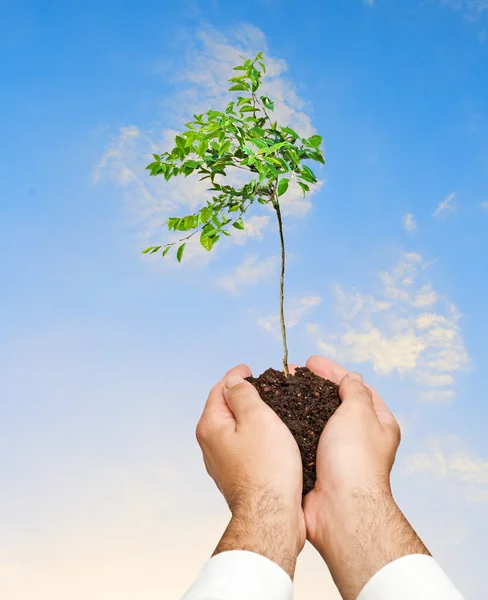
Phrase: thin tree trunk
[{"left": 274, "top": 197, "right": 289, "bottom": 377}]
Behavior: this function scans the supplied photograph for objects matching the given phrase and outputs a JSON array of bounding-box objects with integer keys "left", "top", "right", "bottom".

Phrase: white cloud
[
  {"left": 405, "top": 436, "right": 488, "bottom": 503},
  {"left": 217, "top": 255, "right": 277, "bottom": 295},
  {"left": 480, "top": 201, "right": 488, "bottom": 210},
  {"left": 258, "top": 295, "right": 322, "bottom": 335},
  {"left": 433, "top": 192, "right": 456, "bottom": 218},
  {"left": 441, "top": 0, "right": 488, "bottom": 17},
  {"left": 232, "top": 215, "right": 270, "bottom": 245},
  {"left": 94, "top": 24, "right": 325, "bottom": 260},
  {"left": 280, "top": 178, "right": 324, "bottom": 218},
  {"left": 307, "top": 252, "right": 469, "bottom": 396},
  {"left": 403, "top": 212, "right": 417, "bottom": 233},
  {"left": 420, "top": 389, "right": 455, "bottom": 403}
]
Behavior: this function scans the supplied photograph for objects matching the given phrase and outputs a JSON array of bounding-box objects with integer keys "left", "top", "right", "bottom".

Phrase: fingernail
[
  {"left": 225, "top": 375, "right": 245, "bottom": 389},
  {"left": 348, "top": 372, "right": 363, "bottom": 383}
]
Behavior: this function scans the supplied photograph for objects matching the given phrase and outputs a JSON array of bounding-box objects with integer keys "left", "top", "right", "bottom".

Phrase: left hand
[{"left": 196, "top": 363, "right": 306, "bottom": 579}]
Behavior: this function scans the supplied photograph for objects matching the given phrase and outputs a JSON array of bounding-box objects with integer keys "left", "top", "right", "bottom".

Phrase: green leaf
[
  {"left": 197, "top": 139, "right": 208, "bottom": 157},
  {"left": 300, "top": 165, "right": 317, "bottom": 183},
  {"left": 277, "top": 178, "right": 289, "bottom": 196},
  {"left": 199, "top": 206, "right": 212, "bottom": 223},
  {"left": 200, "top": 232, "right": 215, "bottom": 251},
  {"left": 211, "top": 214, "right": 222, "bottom": 228},
  {"left": 281, "top": 127, "right": 299, "bottom": 139},
  {"left": 175, "top": 136, "right": 186, "bottom": 150},
  {"left": 240, "top": 106, "right": 257, "bottom": 113},
  {"left": 306, "top": 149, "right": 325, "bottom": 164},
  {"left": 264, "top": 159, "right": 279, "bottom": 176},
  {"left": 184, "top": 215, "right": 196, "bottom": 229},
  {"left": 276, "top": 157, "right": 290, "bottom": 172},
  {"left": 308, "top": 135, "right": 323, "bottom": 148},
  {"left": 184, "top": 160, "right": 200, "bottom": 169},
  {"left": 260, "top": 96, "right": 275, "bottom": 111},
  {"left": 297, "top": 181, "right": 310, "bottom": 195},
  {"left": 229, "top": 83, "right": 250, "bottom": 92},
  {"left": 176, "top": 243, "right": 186, "bottom": 263},
  {"left": 219, "top": 140, "right": 231, "bottom": 156},
  {"left": 142, "top": 246, "right": 158, "bottom": 254},
  {"left": 150, "top": 246, "right": 162, "bottom": 254},
  {"left": 162, "top": 246, "right": 171, "bottom": 257},
  {"left": 237, "top": 96, "right": 253, "bottom": 105},
  {"left": 233, "top": 217, "right": 245, "bottom": 230},
  {"left": 167, "top": 217, "right": 179, "bottom": 231}
]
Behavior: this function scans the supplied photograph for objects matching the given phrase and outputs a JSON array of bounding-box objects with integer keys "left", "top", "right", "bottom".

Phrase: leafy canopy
[{"left": 142, "top": 52, "right": 325, "bottom": 262}]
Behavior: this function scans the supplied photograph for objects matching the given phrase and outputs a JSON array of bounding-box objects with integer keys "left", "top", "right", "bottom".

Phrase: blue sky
[{"left": 1, "top": 1, "right": 488, "bottom": 598}]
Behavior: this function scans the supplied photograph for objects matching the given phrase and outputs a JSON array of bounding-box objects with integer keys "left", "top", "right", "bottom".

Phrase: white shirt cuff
[
  {"left": 180, "top": 550, "right": 293, "bottom": 600},
  {"left": 357, "top": 554, "right": 464, "bottom": 600}
]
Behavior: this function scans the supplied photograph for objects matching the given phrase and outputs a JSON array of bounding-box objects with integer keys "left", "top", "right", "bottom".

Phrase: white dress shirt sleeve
[
  {"left": 357, "top": 554, "right": 465, "bottom": 600},
  {"left": 180, "top": 550, "right": 293, "bottom": 600}
]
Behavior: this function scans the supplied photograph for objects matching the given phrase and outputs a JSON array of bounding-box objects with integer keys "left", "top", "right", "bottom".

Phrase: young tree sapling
[{"left": 143, "top": 53, "right": 341, "bottom": 494}]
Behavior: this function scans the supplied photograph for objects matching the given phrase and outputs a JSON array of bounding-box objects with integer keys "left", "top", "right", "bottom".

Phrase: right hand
[{"left": 303, "top": 355, "right": 428, "bottom": 600}]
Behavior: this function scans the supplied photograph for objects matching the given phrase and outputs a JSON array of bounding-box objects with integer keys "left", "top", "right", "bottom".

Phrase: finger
[
  {"left": 204, "top": 364, "right": 252, "bottom": 412},
  {"left": 370, "top": 393, "right": 401, "bottom": 442},
  {"left": 223, "top": 363, "right": 252, "bottom": 380},
  {"left": 307, "top": 356, "right": 394, "bottom": 428},
  {"left": 306, "top": 355, "right": 348, "bottom": 385},
  {"left": 223, "top": 375, "right": 263, "bottom": 422},
  {"left": 289, "top": 363, "right": 301, "bottom": 376},
  {"left": 338, "top": 372, "right": 376, "bottom": 417},
  {"left": 202, "top": 364, "right": 253, "bottom": 424}
]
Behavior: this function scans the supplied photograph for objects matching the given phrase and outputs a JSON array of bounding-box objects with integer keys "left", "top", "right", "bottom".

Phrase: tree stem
[{"left": 273, "top": 195, "right": 289, "bottom": 377}]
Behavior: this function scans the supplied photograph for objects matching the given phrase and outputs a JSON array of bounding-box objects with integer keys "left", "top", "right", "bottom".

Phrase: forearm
[
  {"left": 213, "top": 489, "right": 302, "bottom": 579},
  {"left": 311, "top": 485, "right": 430, "bottom": 600}
]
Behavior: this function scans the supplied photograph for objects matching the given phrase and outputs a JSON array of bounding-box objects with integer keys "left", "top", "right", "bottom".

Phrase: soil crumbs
[{"left": 246, "top": 367, "right": 340, "bottom": 496}]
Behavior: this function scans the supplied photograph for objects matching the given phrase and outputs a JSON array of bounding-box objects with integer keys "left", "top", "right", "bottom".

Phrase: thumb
[
  {"left": 223, "top": 376, "right": 262, "bottom": 421},
  {"left": 339, "top": 372, "right": 376, "bottom": 417}
]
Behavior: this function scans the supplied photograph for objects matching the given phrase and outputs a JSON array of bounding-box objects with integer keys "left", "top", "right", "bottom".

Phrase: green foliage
[{"left": 142, "top": 51, "right": 325, "bottom": 259}]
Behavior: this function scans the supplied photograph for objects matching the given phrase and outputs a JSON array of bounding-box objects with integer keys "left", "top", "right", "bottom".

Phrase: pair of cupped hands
[{"left": 196, "top": 355, "right": 420, "bottom": 600}]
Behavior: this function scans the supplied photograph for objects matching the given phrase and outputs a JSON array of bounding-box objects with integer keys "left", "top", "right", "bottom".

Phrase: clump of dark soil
[{"left": 246, "top": 367, "right": 340, "bottom": 496}]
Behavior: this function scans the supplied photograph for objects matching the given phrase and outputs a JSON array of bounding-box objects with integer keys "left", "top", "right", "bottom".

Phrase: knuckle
[
  {"left": 228, "top": 382, "right": 258, "bottom": 406},
  {"left": 195, "top": 419, "right": 210, "bottom": 444},
  {"left": 388, "top": 418, "right": 402, "bottom": 444},
  {"left": 342, "top": 378, "right": 372, "bottom": 401}
]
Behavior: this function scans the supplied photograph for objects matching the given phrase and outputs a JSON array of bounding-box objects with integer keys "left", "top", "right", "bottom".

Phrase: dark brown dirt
[{"left": 246, "top": 367, "right": 341, "bottom": 496}]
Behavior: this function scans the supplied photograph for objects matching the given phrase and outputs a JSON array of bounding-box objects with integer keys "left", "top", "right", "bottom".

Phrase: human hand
[
  {"left": 303, "top": 356, "right": 429, "bottom": 600},
  {"left": 196, "top": 364, "right": 306, "bottom": 579}
]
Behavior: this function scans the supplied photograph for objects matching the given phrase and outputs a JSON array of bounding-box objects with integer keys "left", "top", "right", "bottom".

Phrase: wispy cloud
[
  {"left": 307, "top": 252, "right": 469, "bottom": 397},
  {"left": 433, "top": 192, "right": 456, "bottom": 218},
  {"left": 217, "top": 254, "right": 277, "bottom": 295},
  {"left": 480, "top": 201, "right": 488, "bottom": 210},
  {"left": 403, "top": 212, "right": 417, "bottom": 233},
  {"left": 420, "top": 389, "right": 455, "bottom": 403},
  {"left": 258, "top": 295, "right": 322, "bottom": 335},
  {"left": 94, "top": 24, "right": 324, "bottom": 262},
  {"left": 405, "top": 436, "right": 488, "bottom": 503},
  {"left": 441, "top": 0, "right": 488, "bottom": 18}
]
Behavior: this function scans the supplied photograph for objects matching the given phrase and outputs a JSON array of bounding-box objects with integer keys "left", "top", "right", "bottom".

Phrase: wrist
[
  {"left": 214, "top": 490, "right": 304, "bottom": 579},
  {"left": 310, "top": 484, "right": 430, "bottom": 600}
]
